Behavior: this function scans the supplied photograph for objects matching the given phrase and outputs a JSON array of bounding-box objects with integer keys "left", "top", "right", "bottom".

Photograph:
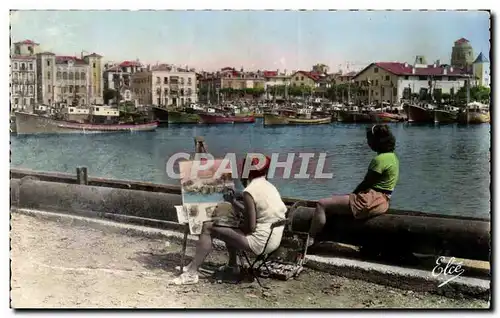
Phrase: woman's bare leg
[
  {"left": 308, "top": 195, "right": 351, "bottom": 239},
  {"left": 187, "top": 222, "right": 251, "bottom": 273}
]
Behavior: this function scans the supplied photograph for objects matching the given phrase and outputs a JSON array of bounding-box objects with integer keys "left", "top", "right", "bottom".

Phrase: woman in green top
[{"left": 307, "top": 124, "right": 399, "bottom": 246}]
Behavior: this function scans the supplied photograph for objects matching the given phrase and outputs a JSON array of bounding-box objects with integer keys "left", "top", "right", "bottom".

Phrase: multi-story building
[
  {"left": 353, "top": 60, "right": 469, "bottom": 104},
  {"left": 197, "top": 67, "right": 266, "bottom": 102},
  {"left": 36, "top": 52, "right": 104, "bottom": 107},
  {"left": 131, "top": 65, "right": 197, "bottom": 106},
  {"left": 451, "top": 38, "right": 475, "bottom": 70},
  {"left": 289, "top": 71, "right": 321, "bottom": 88},
  {"left": 103, "top": 60, "right": 144, "bottom": 104},
  {"left": 10, "top": 40, "right": 40, "bottom": 111},
  {"left": 472, "top": 52, "right": 490, "bottom": 88}
]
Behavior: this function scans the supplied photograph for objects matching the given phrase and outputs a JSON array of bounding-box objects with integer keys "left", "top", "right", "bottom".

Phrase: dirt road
[{"left": 10, "top": 212, "right": 489, "bottom": 308}]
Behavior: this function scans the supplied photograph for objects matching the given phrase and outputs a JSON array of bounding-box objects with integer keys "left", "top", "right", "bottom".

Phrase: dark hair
[{"left": 366, "top": 124, "right": 396, "bottom": 153}]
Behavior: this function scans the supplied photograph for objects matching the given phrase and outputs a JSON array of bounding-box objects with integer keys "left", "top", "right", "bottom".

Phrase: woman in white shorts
[{"left": 172, "top": 154, "right": 287, "bottom": 285}]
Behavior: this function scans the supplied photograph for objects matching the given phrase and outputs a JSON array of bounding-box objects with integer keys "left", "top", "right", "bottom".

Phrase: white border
[{"left": 3, "top": 0, "right": 496, "bottom": 315}]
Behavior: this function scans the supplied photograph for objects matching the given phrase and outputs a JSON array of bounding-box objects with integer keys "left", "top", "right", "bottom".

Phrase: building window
[
  {"left": 47, "top": 71, "right": 51, "bottom": 79},
  {"left": 29, "top": 63, "right": 33, "bottom": 70},
  {"left": 418, "top": 76, "right": 427, "bottom": 80},
  {"left": 56, "top": 71, "right": 61, "bottom": 80},
  {"left": 13, "top": 62, "right": 18, "bottom": 70},
  {"left": 13, "top": 73, "right": 18, "bottom": 81},
  {"left": 187, "top": 88, "right": 192, "bottom": 96},
  {"left": 434, "top": 76, "right": 442, "bottom": 81},
  {"left": 188, "top": 78, "right": 192, "bottom": 85},
  {"left": 164, "top": 89, "right": 168, "bottom": 96},
  {"left": 375, "top": 80, "right": 378, "bottom": 86},
  {"left": 156, "top": 77, "right": 161, "bottom": 84},
  {"left": 385, "top": 75, "right": 390, "bottom": 81},
  {"left": 75, "top": 72, "right": 80, "bottom": 80},
  {"left": 20, "top": 63, "right": 26, "bottom": 71},
  {"left": 48, "top": 85, "right": 51, "bottom": 93},
  {"left": 63, "top": 72, "right": 67, "bottom": 80},
  {"left": 70, "top": 108, "right": 74, "bottom": 112},
  {"left": 30, "top": 98, "right": 34, "bottom": 105},
  {"left": 29, "top": 86, "right": 33, "bottom": 94},
  {"left": 69, "top": 72, "right": 74, "bottom": 80},
  {"left": 69, "top": 86, "right": 73, "bottom": 93},
  {"left": 47, "top": 60, "right": 50, "bottom": 67},
  {"left": 93, "top": 63, "right": 96, "bottom": 68},
  {"left": 180, "top": 78, "right": 185, "bottom": 85},
  {"left": 164, "top": 77, "right": 168, "bottom": 84},
  {"left": 23, "top": 98, "right": 27, "bottom": 105},
  {"left": 404, "top": 76, "right": 409, "bottom": 80},
  {"left": 374, "top": 67, "right": 379, "bottom": 73},
  {"left": 14, "top": 98, "right": 18, "bottom": 104},
  {"left": 301, "top": 76, "right": 304, "bottom": 81}
]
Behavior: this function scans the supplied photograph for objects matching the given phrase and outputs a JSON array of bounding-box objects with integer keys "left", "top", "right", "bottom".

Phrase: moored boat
[
  {"left": 433, "top": 106, "right": 460, "bottom": 124},
  {"left": 403, "top": 103, "right": 435, "bottom": 123},
  {"left": 198, "top": 112, "right": 255, "bottom": 124},
  {"left": 370, "top": 111, "right": 403, "bottom": 123},
  {"left": 167, "top": 110, "right": 201, "bottom": 124},
  {"left": 337, "top": 106, "right": 371, "bottom": 123},
  {"left": 457, "top": 102, "right": 490, "bottom": 124},
  {"left": 151, "top": 106, "right": 170, "bottom": 125},
  {"left": 14, "top": 111, "right": 158, "bottom": 135},
  {"left": 263, "top": 108, "right": 331, "bottom": 126}
]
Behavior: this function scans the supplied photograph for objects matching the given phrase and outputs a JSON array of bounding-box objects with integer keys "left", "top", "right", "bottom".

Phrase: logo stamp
[{"left": 431, "top": 256, "right": 465, "bottom": 287}]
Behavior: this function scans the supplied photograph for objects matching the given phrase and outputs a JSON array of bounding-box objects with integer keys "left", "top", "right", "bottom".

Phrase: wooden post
[
  {"left": 179, "top": 136, "right": 208, "bottom": 274},
  {"left": 76, "top": 167, "right": 88, "bottom": 185}
]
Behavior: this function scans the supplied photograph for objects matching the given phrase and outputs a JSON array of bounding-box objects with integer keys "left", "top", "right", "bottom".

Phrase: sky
[{"left": 9, "top": 10, "right": 491, "bottom": 72}]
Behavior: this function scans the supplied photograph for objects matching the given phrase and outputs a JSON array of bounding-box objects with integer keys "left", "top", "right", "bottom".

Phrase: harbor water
[{"left": 11, "top": 120, "right": 491, "bottom": 219}]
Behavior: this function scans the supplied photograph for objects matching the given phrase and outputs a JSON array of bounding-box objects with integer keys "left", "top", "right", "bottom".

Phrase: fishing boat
[
  {"left": 457, "top": 102, "right": 490, "bottom": 124},
  {"left": 370, "top": 104, "right": 406, "bottom": 123},
  {"left": 403, "top": 103, "right": 435, "bottom": 123},
  {"left": 14, "top": 111, "right": 158, "bottom": 135},
  {"left": 198, "top": 112, "right": 255, "bottom": 124},
  {"left": 263, "top": 108, "right": 331, "bottom": 126},
  {"left": 150, "top": 106, "right": 170, "bottom": 125},
  {"left": 433, "top": 105, "right": 460, "bottom": 124},
  {"left": 337, "top": 105, "right": 371, "bottom": 123}
]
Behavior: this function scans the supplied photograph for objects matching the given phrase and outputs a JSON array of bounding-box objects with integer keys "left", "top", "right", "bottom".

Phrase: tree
[
  {"left": 456, "top": 85, "right": 490, "bottom": 105},
  {"left": 104, "top": 88, "right": 118, "bottom": 104}
]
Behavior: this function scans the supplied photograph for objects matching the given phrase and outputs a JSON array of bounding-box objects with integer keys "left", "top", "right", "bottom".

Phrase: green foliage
[
  {"left": 456, "top": 85, "right": 490, "bottom": 104},
  {"left": 104, "top": 89, "right": 119, "bottom": 104}
]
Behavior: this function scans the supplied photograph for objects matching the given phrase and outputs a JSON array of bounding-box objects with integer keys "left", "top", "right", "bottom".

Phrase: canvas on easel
[{"left": 179, "top": 159, "right": 236, "bottom": 234}]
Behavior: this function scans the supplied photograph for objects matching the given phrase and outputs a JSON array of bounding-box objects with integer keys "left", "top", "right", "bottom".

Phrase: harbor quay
[{"left": 10, "top": 10, "right": 491, "bottom": 309}]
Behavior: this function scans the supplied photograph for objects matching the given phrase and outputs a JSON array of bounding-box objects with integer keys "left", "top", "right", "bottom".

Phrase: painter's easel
[{"left": 179, "top": 136, "right": 208, "bottom": 274}]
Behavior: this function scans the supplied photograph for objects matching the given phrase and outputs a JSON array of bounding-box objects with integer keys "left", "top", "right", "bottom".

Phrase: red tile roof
[
  {"left": 83, "top": 52, "right": 102, "bottom": 58},
  {"left": 454, "top": 37, "right": 469, "bottom": 45},
  {"left": 119, "top": 60, "right": 141, "bottom": 67},
  {"left": 263, "top": 71, "right": 278, "bottom": 78},
  {"left": 293, "top": 70, "right": 321, "bottom": 81},
  {"left": 55, "top": 56, "right": 87, "bottom": 65},
  {"left": 355, "top": 62, "right": 468, "bottom": 78},
  {"left": 14, "top": 39, "right": 39, "bottom": 45}
]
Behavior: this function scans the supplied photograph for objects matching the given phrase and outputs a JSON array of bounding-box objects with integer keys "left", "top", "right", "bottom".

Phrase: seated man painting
[{"left": 172, "top": 155, "right": 288, "bottom": 285}]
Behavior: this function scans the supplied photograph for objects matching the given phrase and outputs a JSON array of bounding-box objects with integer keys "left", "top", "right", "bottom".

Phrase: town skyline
[{"left": 10, "top": 10, "right": 490, "bottom": 72}]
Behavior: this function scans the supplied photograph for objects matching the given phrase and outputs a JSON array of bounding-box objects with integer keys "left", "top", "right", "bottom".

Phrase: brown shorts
[{"left": 349, "top": 189, "right": 390, "bottom": 219}]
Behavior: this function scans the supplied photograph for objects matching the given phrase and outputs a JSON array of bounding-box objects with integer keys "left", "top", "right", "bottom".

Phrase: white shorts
[{"left": 245, "top": 224, "right": 284, "bottom": 255}]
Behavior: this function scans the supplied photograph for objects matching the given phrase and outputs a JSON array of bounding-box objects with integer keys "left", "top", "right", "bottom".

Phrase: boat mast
[{"left": 466, "top": 77, "right": 470, "bottom": 124}]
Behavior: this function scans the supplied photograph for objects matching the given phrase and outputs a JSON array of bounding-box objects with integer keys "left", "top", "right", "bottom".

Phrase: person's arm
[
  {"left": 240, "top": 192, "right": 257, "bottom": 234},
  {"left": 353, "top": 170, "right": 383, "bottom": 193},
  {"left": 353, "top": 158, "right": 384, "bottom": 193}
]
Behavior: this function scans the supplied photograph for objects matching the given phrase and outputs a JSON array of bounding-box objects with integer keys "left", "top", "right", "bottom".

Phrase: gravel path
[{"left": 10, "top": 212, "right": 490, "bottom": 308}]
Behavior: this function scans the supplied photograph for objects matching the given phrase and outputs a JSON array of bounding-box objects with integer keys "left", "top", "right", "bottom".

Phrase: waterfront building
[
  {"left": 197, "top": 67, "right": 266, "bottom": 103},
  {"left": 36, "top": 52, "right": 104, "bottom": 107},
  {"left": 451, "top": 38, "right": 475, "bottom": 70},
  {"left": 472, "top": 52, "right": 490, "bottom": 88},
  {"left": 10, "top": 40, "right": 40, "bottom": 112},
  {"left": 103, "top": 60, "right": 144, "bottom": 103},
  {"left": 334, "top": 71, "right": 357, "bottom": 85},
  {"left": 131, "top": 64, "right": 198, "bottom": 106},
  {"left": 290, "top": 71, "right": 321, "bottom": 88},
  {"left": 353, "top": 60, "right": 469, "bottom": 104}
]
